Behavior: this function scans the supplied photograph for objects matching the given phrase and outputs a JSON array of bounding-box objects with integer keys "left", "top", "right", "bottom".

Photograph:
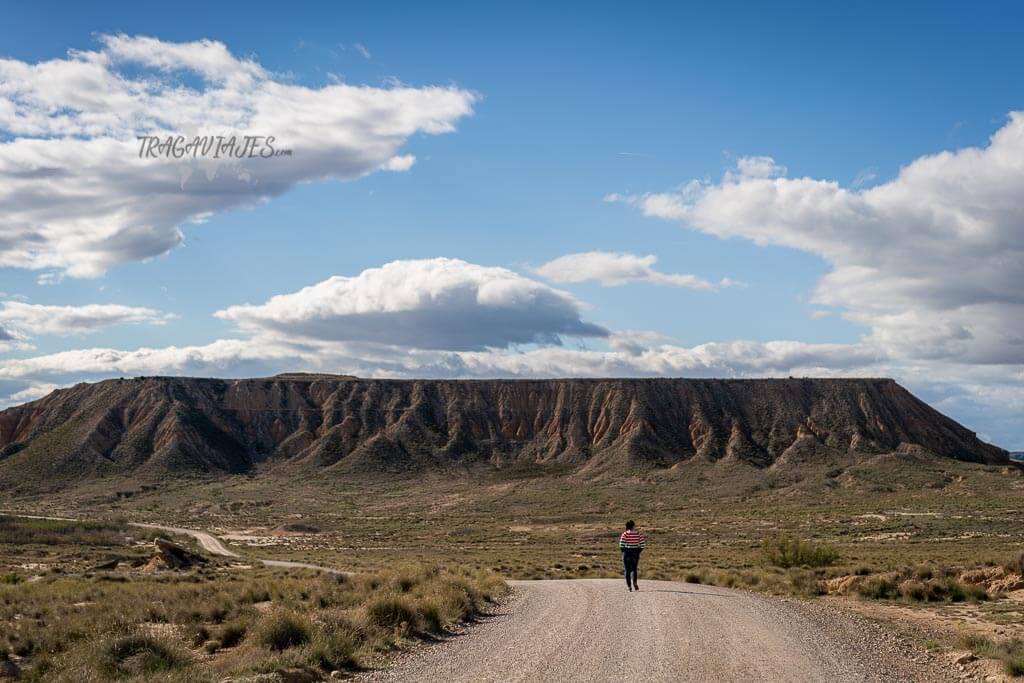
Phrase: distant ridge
[{"left": 0, "top": 376, "right": 1010, "bottom": 490}]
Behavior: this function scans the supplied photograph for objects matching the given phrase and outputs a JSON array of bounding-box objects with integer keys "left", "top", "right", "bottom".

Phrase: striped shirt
[{"left": 619, "top": 529, "right": 646, "bottom": 550}]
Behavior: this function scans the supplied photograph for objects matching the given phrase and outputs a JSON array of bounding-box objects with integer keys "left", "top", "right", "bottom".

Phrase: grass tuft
[
  {"left": 959, "top": 634, "right": 1024, "bottom": 676},
  {"left": 94, "top": 632, "right": 186, "bottom": 678},
  {"left": 254, "top": 611, "right": 312, "bottom": 651},
  {"left": 365, "top": 595, "right": 417, "bottom": 633},
  {"left": 760, "top": 535, "right": 838, "bottom": 568}
]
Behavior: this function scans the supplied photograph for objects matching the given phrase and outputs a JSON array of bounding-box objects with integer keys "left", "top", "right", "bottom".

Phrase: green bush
[
  {"left": 760, "top": 535, "right": 838, "bottom": 568},
  {"left": 254, "top": 611, "right": 311, "bottom": 651},
  {"left": 0, "top": 573, "right": 22, "bottom": 585}
]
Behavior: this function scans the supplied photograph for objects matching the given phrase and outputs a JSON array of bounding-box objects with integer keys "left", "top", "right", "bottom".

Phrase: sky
[{"left": 0, "top": 1, "right": 1021, "bottom": 448}]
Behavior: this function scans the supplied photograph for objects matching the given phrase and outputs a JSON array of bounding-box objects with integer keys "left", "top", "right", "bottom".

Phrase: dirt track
[
  {"left": 130, "top": 522, "right": 345, "bottom": 573},
  {"left": 361, "top": 579, "right": 956, "bottom": 683}
]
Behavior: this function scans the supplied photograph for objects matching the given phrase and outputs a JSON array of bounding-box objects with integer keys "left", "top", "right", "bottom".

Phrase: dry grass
[
  {"left": 1004, "top": 551, "right": 1024, "bottom": 575},
  {"left": 1, "top": 563, "right": 506, "bottom": 681},
  {"left": 0, "top": 515, "right": 145, "bottom": 547},
  {"left": 854, "top": 567, "right": 990, "bottom": 604},
  {"left": 959, "top": 634, "right": 1024, "bottom": 677},
  {"left": 683, "top": 566, "right": 826, "bottom": 598}
]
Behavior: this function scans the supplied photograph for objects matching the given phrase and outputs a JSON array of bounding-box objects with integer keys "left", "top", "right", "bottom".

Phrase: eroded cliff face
[{"left": 0, "top": 375, "right": 1009, "bottom": 486}]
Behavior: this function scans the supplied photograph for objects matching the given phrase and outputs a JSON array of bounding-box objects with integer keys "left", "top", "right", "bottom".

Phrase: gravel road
[
  {"left": 130, "top": 522, "right": 240, "bottom": 557},
  {"left": 360, "top": 579, "right": 957, "bottom": 683}
]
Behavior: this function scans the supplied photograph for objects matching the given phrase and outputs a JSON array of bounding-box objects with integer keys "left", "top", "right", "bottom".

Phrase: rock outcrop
[
  {"left": 0, "top": 375, "right": 1010, "bottom": 489},
  {"left": 144, "top": 538, "right": 207, "bottom": 571}
]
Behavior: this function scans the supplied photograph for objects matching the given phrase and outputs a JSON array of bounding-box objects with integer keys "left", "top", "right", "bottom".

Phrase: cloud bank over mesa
[
  {"left": 0, "top": 34, "right": 476, "bottom": 279},
  {"left": 0, "top": 256, "right": 1019, "bottom": 446}
]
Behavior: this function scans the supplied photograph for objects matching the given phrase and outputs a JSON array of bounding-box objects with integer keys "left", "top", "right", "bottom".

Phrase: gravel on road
[{"left": 358, "top": 578, "right": 960, "bottom": 683}]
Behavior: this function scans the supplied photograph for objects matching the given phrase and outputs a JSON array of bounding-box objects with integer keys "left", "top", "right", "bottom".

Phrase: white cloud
[
  {"left": 215, "top": 258, "right": 609, "bottom": 351},
  {"left": 0, "top": 336, "right": 877, "bottom": 383},
  {"left": 0, "top": 382, "right": 62, "bottom": 407},
  {"left": 612, "top": 117, "right": 1024, "bottom": 366},
  {"left": 0, "top": 301, "right": 173, "bottom": 337},
  {"left": 727, "top": 155, "right": 787, "bottom": 181},
  {"left": 608, "top": 330, "right": 672, "bottom": 355},
  {"left": 353, "top": 43, "right": 372, "bottom": 60},
  {"left": 0, "top": 35, "right": 476, "bottom": 278},
  {"left": 0, "top": 325, "right": 30, "bottom": 353},
  {"left": 533, "top": 251, "right": 738, "bottom": 290}
]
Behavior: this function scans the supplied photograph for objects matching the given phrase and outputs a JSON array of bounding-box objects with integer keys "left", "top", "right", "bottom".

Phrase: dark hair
[{"left": 625, "top": 520, "right": 635, "bottom": 530}]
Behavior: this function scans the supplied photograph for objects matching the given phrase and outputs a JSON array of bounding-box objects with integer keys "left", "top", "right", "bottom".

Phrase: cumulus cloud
[
  {"left": 0, "top": 35, "right": 477, "bottom": 278},
  {"left": 612, "top": 120, "right": 1024, "bottom": 366},
  {"left": 727, "top": 155, "right": 786, "bottom": 181},
  {"left": 533, "top": 251, "right": 739, "bottom": 290},
  {"left": 0, "top": 301, "right": 173, "bottom": 337},
  {"left": 215, "top": 258, "right": 609, "bottom": 351}
]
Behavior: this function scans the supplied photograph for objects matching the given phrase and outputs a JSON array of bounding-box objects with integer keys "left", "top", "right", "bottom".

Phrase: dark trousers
[{"left": 622, "top": 549, "right": 641, "bottom": 587}]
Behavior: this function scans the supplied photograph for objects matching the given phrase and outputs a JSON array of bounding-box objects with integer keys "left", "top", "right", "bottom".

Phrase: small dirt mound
[{"left": 958, "top": 567, "right": 1024, "bottom": 593}]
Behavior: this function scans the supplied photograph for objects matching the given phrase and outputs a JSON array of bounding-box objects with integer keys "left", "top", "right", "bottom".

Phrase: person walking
[{"left": 619, "top": 520, "right": 646, "bottom": 592}]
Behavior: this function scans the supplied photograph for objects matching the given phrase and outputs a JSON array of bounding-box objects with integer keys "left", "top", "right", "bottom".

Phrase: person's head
[{"left": 625, "top": 520, "right": 635, "bottom": 530}]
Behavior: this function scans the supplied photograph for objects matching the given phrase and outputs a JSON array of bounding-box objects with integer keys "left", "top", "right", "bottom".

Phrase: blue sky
[{"left": 0, "top": 2, "right": 1022, "bottom": 448}]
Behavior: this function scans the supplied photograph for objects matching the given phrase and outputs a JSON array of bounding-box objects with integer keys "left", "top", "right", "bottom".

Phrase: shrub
[
  {"left": 307, "top": 614, "right": 360, "bottom": 671},
  {"left": 856, "top": 575, "right": 900, "bottom": 600},
  {"left": 899, "top": 580, "right": 930, "bottom": 602},
  {"left": 761, "top": 535, "right": 838, "bottom": 568},
  {"left": 365, "top": 595, "right": 417, "bottom": 633},
  {"left": 959, "top": 635, "right": 1024, "bottom": 676},
  {"left": 219, "top": 621, "right": 248, "bottom": 648},
  {"left": 0, "top": 573, "right": 22, "bottom": 585},
  {"left": 860, "top": 575, "right": 988, "bottom": 603},
  {"left": 254, "top": 611, "right": 311, "bottom": 651},
  {"left": 188, "top": 625, "right": 211, "bottom": 647},
  {"left": 788, "top": 569, "right": 826, "bottom": 597},
  {"left": 94, "top": 633, "right": 186, "bottom": 677},
  {"left": 415, "top": 600, "right": 445, "bottom": 634},
  {"left": 1003, "top": 551, "right": 1024, "bottom": 575}
]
